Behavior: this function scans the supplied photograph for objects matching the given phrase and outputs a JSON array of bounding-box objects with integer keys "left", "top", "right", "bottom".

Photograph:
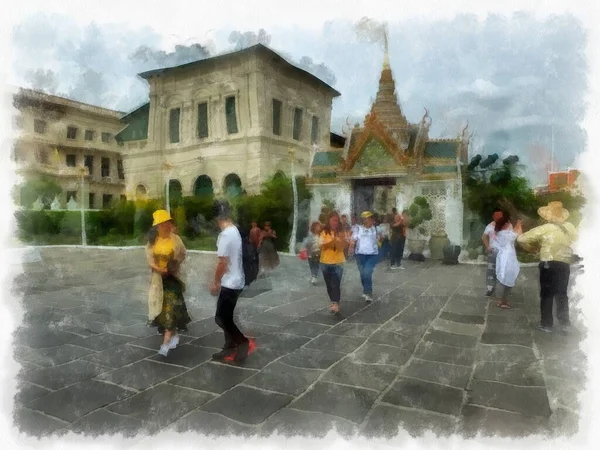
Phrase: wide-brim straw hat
[
  {"left": 538, "top": 201, "right": 569, "bottom": 223},
  {"left": 152, "top": 210, "right": 173, "bottom": 227},
  {"left": 361, "top": 211, "right": 374, "bottom": 219}
]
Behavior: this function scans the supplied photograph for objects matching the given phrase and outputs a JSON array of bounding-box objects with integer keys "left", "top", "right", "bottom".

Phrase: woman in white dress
[{"left": 494, "top": 214, "right": 523, "bottom": 309}]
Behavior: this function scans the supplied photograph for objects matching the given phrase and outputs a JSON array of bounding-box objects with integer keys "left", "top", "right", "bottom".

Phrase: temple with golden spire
[{"left": 308, "top": 32, "right": 470, "bottom": 250}]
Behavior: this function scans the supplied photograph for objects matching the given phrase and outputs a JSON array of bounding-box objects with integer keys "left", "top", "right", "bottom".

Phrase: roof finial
[{"left": 382, "top": 23, "right": 390, "bottom": 69}]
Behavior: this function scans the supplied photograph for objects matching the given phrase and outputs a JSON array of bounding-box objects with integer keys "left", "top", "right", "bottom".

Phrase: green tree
[{"left": 16, "top": 177, "right": 62, "bottom": 208}]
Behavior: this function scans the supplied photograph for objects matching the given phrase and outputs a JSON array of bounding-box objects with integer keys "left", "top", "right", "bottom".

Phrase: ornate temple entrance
[{"left": 352, "top": 177, "right": 396, "bottom": 216}]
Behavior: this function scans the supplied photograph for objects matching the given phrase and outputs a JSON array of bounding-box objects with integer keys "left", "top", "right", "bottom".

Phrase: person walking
[
  {"left": 258, "top": 221, "right": 280, "bottom": 273},
  {"left": 301, "top": 221, "right": 322, "bottom": 285},
  {"left": 319, "top": 211, "right": 349, "bottom": 314},
  {"left": 517, "top": 202, "right": 578, "bottom": 333},
  {"left": 351, "top": 211, "right": 380, "bottom": 303},
  {"left": 145, "top": 210, "right": 191, "bottom": 357},
  {"left": 249, "top": 220, "right": 261, "bottom": 250},
  {"left": 210, "top": 203, "right": 251, "bottom": 362},
  {"left": 494, "top": 213, "right": 523, "bottom": 309},
  {"left": 482, "top": 208, "right": 510, "bottom": 297},
  {"left": 390, "top": 212, "right": 407, "bottom": 270}
]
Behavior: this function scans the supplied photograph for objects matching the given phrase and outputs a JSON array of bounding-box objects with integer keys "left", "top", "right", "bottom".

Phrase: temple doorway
[{"left": 352, "top": 177, "right": 396, "bottom": 217}]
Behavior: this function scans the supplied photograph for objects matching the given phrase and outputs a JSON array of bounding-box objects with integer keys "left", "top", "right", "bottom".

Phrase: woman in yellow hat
[
  {"left": 146, "top": 209, "right": 191, "bottom": 356},
  {"left": 517, "top": 201, "right": 578, "bottom": 333}
]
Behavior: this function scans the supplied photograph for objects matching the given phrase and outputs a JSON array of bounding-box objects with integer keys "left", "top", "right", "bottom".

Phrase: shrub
[{"left": 407, "top": 196, "right": 432, "bottom": 234}]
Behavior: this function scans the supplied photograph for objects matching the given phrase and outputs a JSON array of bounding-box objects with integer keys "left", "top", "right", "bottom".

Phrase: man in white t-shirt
[
  {"left": 482, "top": 208, "right": 512, "bottom": 297},
  {"left": 210, "top": 203, "right": 249, "bottom": 362}
]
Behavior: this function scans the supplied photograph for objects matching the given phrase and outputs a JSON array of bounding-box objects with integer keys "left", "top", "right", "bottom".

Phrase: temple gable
[{"left": 353, "top": 138, "right": 397, "bottom": 171}]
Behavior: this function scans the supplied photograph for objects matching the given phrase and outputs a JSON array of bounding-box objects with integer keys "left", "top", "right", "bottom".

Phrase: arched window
[
  {"left": 193, "top": 175, "right": 214, "bottom": 197},
  {"left": 168, "top": 179, "right": 183, "bottom": 201},
  {"left": 135, "top": 184, "right": 148, "bottom": 201},
  {"left": 223, "top": 173, "right": 242, "bottom": 197}
]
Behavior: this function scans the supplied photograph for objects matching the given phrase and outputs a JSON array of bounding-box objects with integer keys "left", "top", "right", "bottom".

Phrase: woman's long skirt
[
  {"left": 155, "top": 275, "right": 192, "bottom": 334},
  {"left": 260, "top": 238, "right": 280, "bottom": 270}
]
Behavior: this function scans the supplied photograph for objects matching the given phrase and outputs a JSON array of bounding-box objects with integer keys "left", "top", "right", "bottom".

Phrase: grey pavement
[{"left": 10, "top": 248, "right": 586, "bottom": 440}]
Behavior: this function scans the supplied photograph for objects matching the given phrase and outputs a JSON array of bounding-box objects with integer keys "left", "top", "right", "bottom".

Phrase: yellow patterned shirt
[
  {"left": 153, "top": 237, "right": 175, "bottom": 270},
  {"left": 319, "top": 231, "right": 346, "bottom": 265},
  {"left": 517, "top": 222, "right": 578, "bottom": 264}
]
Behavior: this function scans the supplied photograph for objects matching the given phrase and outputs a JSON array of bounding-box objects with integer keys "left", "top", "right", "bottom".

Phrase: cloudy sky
[{"left": 7, "top": 6, "right": 588, "bottom": 184}]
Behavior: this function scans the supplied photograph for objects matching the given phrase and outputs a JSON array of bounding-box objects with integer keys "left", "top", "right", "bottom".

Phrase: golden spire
[{"left": 383, "top": 24, "right": 390, "bottom": 70}]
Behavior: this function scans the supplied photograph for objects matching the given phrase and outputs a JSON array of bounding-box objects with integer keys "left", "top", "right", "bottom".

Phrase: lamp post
[
  {"left": 79, "top": 166, "right": 87, "bottom": 246},
  {"left": 288, "top": 148, "right": 298, "bottom": 255},
  {"left": 163, "top": 161, "right": 174, "bottom": 214}
]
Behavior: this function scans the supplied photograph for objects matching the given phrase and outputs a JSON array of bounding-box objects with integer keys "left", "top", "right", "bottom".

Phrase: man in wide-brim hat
[{"left": 517, "top": 201, "right": 578, "bottom": 333}]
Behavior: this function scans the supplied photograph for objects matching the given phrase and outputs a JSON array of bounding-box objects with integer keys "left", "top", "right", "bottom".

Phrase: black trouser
[
  {"left": 215, "top": 287, "right": 248, "bottom": 348},
  {"left": 539, "top": 261, "right": 571, "bottom": 327},
  {"left": 390, "top": 237, "right": 406, "bottom": 267},
  {"left": 321, "top": 263, "right": 343, "bottom": 303}
]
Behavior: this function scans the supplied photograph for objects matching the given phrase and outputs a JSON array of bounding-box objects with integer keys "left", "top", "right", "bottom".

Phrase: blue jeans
[
  {"left": 356, "top": 254, "right": 379, "bottom": 295},
  {"left": 320, "top": 263, "right": 344, "bottom": 303}
]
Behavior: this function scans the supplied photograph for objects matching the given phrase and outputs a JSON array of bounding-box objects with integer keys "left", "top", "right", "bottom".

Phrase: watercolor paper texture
[{"left": 1, "top": 0, "right": 599, "bottom": 448}]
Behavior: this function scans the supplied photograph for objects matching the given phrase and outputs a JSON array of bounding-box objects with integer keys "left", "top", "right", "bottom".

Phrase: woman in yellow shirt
[
  {"left": 145, "top": 210, "right": 191, "bottom": 356},
  {"left": 319, "top": 211, "right": 350, "bottom": 314}
]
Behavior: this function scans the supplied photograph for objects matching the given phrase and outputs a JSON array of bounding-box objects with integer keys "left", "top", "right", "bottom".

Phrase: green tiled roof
[
  {"left": 312, "top": 151, "right": 343, "bottom": 167},
  {"left": 422, "top": 165, "right": 457, "bottom": 174},
  {"left": 311, "top": 171, "right": 337, "bottom": 179},
  {"left": 424, "top": 141, "right": 458, "bottom": 158},
  {"left": 116, "top": 103, "right": 149, "bottom": 142}
]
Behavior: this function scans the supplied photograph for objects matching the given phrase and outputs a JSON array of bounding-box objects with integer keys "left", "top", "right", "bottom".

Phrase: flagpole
[{"left": 79, "top": 166, "right": 87, "bottom": 246}]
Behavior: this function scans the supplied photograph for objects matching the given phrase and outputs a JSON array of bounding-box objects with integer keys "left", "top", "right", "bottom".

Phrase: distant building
[
  {"left": 12, "top": 88, "right": 126, "bottom": 209},
  {"left": 116, "top": 44, "right": 341, "bottom": 200},
  {"left": 535, "top": 169, "right": 581, "bottom": 196}
]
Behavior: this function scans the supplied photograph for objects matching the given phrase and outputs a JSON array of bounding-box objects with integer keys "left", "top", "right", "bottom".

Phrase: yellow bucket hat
[
  {"left": 152, "top": 209, "right": 173, "bottom": 226},
  {"left": 361, "top": 211, "right": 374, "bottom": 219},
  {"left": 538, "top": 201, "right": 569, "bottom": 224}
]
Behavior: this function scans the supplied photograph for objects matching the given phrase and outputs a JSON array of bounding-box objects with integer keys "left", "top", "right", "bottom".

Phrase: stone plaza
[{"left": 10, "top": 248, "right": 585, "bottom": 441}]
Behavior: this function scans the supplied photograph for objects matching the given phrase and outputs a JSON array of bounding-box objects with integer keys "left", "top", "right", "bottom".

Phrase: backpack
[{"left": 239, "top": 228, "right": 259, "bottom": 286}]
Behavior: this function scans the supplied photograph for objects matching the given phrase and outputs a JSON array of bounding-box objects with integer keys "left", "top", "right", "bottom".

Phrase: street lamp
[
  {"left": 288, "top": 147, "right": 299, "bottom": 255},
  {"left": 163, "top": 161, "right": 174, "bottom": 214},
  {"left": 78, "top": 165, "right": 87, "bottom": 246}
]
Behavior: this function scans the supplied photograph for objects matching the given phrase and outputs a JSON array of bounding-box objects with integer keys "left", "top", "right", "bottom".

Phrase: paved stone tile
[
  {"left": 96, "top": 360, "right": 187, "bottom": 391},
  {"left": 170, "top": 410, "right": 256, "bottom": 436},
  {"left": 189, "top": 331, "right": 225, "bottom": 349},
  {"left": 15, "top": 327, "right": 81, "bottom": 349},
  {"left": 473, "top": 361, "right": 545, "bottom": 387},
  {"left": 486, "top": 314, "right": 530, "bottom": 325},
  {"left": 459, "top": 405, "right": 549, "bottom": 438},
  {"left": 246, "top": 311, "right": 297, "bottom": 327},
  {"left": 322, "top": 357, "right": 398, "bottom": 391},
  {"left": 15, "top": 381, "right": 52, "bottom": 405},
  {"left": 291, "top": 381, "right": 379, "bottom": 424},
  {"left": 179, "top": 317, "right": 218, "bottom": 338},
  {"left": 363, "top": 404, "right": 456, "bottom": 438},
  {"left": 393, "top": 306, "right": 441, "bottom": 326},
  {"left": 439, "top": 311, "right": 485, "bottom": 325},
  {"left": 243, "top": 361, "right": 321, "bottom": 396},
  {"left": 267, "top": 298, "right": 324, "bottom": 317},
  {"left": 487, "top": 302, "right": 527, "bottom": 317},
  {"left": 168, "top": 362, "right": 256, "bottom": 394},
  {"left": 231, "top": 347, "right": 285, "bottom": 370},
  {"left": 278, "top": 348, "right": 346, "bottom": 370},
  {"left": 202, "top": 385, "right": 293, "bottom": 425},
  {"left": 325, "top": 322, "right": 380, "bottom": 338},
  {"left": 423, "top": 330, "right": 478, "bottom": 348},
  {"left": 480, "top": 332, "right": 534, "bottom": 347},
  {"left": 476, "top": 344, "right": 538, "bottom": 364},
  {"left": 379, "top": 320, "right": 428, "bottom": 337},
  {"left": 382, "top": 377, "right": 464, "bottom": 416},
  {"left": 544, "top": 376, "right": 581, "bottom": 410},
  {"left": 108, "top": 383, "right": 215, "bottom": 426},
  {"left": 72, "top": 332, "right": 138, "bottom": 351},
  {"left": 279, "top": 321, "right": 332, "bottom": 338},
  {"left": 260, "top": 408, "right": 357, "bottom": 438},
  {"left": 444, "top": 298, "right": 487, "bottom": 316},
  {"left": 255, "top": 333, "right": 311, "bottom": 353},
  {"left": 345, "top": 302, "right": 406, "bottom": 324},
  {"left": 542, "top": 357, "right": 587, "bottom": 383},
  {"left": 413, "top": 342, "right": 476, "bottom": 366},
  {"left": 367, "top": 330, "right": 420, "bottom": 352},
  {"left": 111, "top": 323, "right": 159, "bottom": 339},
  {"left": 484, "top": 322, "right": 532, "bottom": 335},
  {"left": 25, "top": 380, "right": 134, "bottom": 423},
  {"left": 82, "top": 345, "right": 155, "bottom": 369},
  {"left": 432, "top": 318, "right": 482, "bottom": 337},
  {"left": 149, "top": 344, "right": 215, "bottom": 368},
  {"left": 13, "top": 406, "right": 68, "bottom": 437},
  {"left": 299, "top": 302, "right": 367, "bottom": 325},
  {"left": 350, "top": 343, "right": 411, "bottom": 367},
  {"left": 305, "top": 334, "right": 366, "bottom": 354},
  {"left": 69, "top": 408, "right": 155, "bottom": 437},
  {"left": 402, "top": 359, "right": 472, "bottom": 389},
  {"left": 236, "top": 320, "right": 283, "bottom": 337},
  {"left": 468, "top": 380, "right": 552, "bottom": 417},
  {"left": 547, "top": 407, "right": 580, "bottom": 437},
  {"left": 18, "top": 344, "right": 96, "bottom": 368},
  {"left": 23, "top": 360, "right": 109, "bottom": 390}
]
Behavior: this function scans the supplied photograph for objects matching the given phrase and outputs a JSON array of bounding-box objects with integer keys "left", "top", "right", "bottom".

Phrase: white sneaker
[
  {"left": 399, "top": 266, "right": 405, "bottom": 270},
  {"left": 310, "top": 277, "right": 317, "bottom": 285},
  {"left": 365, "top": 295, "right": 373, "bottom": 303},
  {"left": 168, "top": 335, "right": 180, "bottom": 350},
  {"left": 158, "top": 344, "right": 170, "bottom": 356}
]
